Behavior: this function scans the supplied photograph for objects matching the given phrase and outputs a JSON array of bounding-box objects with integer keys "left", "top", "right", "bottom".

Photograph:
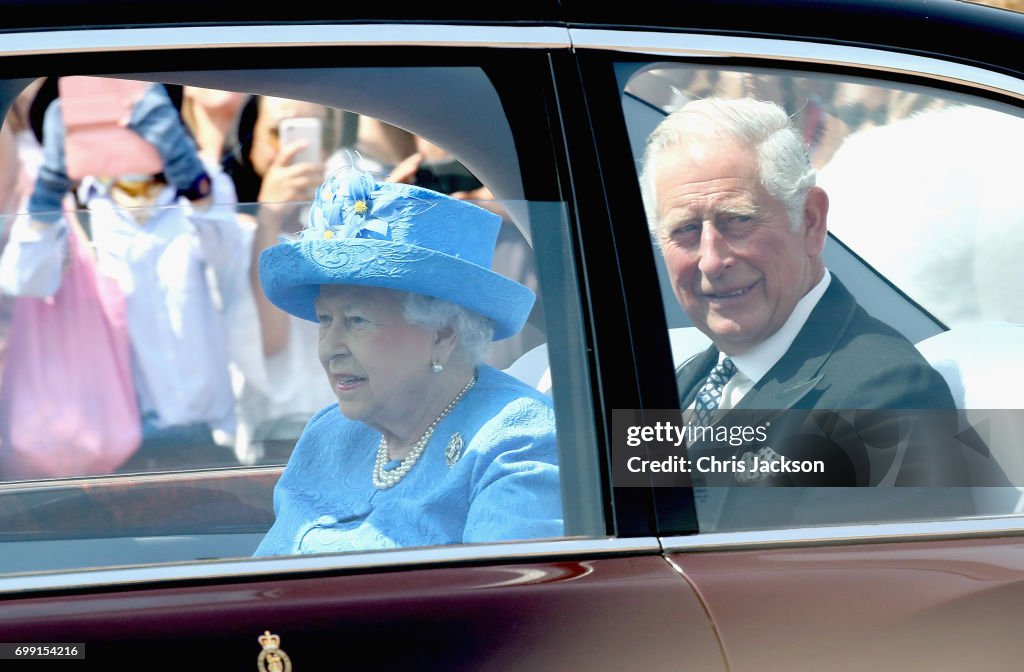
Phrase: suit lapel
[{"left": 738, "top": 276, "right": 859, "bottom": 411}]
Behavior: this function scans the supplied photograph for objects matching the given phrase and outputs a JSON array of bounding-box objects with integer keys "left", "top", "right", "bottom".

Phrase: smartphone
[{"left": 279, "top": 117, "right": 323, "bottom": 164}]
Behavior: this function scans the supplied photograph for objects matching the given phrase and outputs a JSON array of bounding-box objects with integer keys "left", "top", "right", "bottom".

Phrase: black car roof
[
  {"left": 0, "top": 0, "right": 1021, "bottom": 78},
  {"left": 0, "top": 0, "right": 1011, "bottom": 31}
]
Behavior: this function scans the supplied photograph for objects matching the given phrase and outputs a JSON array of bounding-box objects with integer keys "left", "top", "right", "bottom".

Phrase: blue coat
[{"left": 254, "top": 365, "right": 562, "bottom": 555}]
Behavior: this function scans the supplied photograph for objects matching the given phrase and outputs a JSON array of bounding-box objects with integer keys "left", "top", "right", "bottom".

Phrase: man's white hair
[{"left": 639, "top": 97, "right": 816, "bottom": 236}]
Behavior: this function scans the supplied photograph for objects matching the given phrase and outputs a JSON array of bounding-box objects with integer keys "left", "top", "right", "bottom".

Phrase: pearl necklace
[{"left": 373, "top": 370, "right": 478, "bottom": 489}]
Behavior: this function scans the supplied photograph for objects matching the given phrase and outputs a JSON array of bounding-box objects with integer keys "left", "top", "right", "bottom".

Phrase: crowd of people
[{"left": 0, "top": 78, "right": 524, "bottom": 477}]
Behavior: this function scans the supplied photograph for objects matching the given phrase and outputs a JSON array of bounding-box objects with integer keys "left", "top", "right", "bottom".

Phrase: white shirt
[
  {"left": 225, "top": 217, "right": 339, "bottom": 464},
  {"left": 716, "top": 270, "right": 832, "bottom": 410}
]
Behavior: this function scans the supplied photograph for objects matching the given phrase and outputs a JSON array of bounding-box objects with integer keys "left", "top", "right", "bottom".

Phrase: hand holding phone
[{"left": 279, "top": 117, "right": 323, "bottom": 164}]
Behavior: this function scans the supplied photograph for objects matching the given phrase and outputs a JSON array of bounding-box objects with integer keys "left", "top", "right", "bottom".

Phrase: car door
[
  {"left": 573, "top": 0, "right": 1024, "bottom": 669},
  {"left": 0, "top": 11, "right": 729, "bottom": 671}
]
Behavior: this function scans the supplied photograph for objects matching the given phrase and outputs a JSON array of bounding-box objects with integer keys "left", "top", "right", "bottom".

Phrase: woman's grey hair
[
  {"left": 640, "top": 97, "right": 816, "bottom": 236},
  {"left": 402, "top": 292, "right": 494, "bottom": 365}
]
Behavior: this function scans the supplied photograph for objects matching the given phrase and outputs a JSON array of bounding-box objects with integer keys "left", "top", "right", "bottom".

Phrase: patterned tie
[{"left": 691, "top": 358, "right": 737, "bottom": 428}]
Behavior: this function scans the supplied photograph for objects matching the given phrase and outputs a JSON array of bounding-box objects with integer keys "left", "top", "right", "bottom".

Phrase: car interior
[
  {"left": 621, "top": 61, "right": 1024, "bottom": 520},
  {"left": 2, "top": 46, "right": 1024, "bottom": 574},
  {"left": 0, "top": 64, "right": 604, "bottom": 573}
]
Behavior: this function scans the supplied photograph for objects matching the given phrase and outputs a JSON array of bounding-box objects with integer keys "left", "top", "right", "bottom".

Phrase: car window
[
  {"left": 617, "top": 61, "right": 1024, "bottom": 531},
  {"left": 0, "top": 67, "right": 601, "bottom": 574}
]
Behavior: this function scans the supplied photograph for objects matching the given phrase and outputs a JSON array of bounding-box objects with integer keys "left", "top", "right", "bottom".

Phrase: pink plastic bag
[{"left": 0, "top": 225, "right": 141, "bottom": 479}]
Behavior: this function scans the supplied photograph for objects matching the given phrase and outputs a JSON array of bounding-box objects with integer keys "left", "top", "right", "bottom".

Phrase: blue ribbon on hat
[{"left": 302, "top": 168, "right": 435, "bottom": 242}]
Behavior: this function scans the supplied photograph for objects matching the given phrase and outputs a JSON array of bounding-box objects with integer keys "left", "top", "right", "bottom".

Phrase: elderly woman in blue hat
[{"left": 253, "top": 168, "right": 562, "bottom": 555}]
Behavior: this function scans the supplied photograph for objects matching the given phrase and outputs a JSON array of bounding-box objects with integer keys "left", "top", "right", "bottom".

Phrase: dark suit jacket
[
  {"left": 678, "top": 275, "right": 955, "bottom": 415},
  {"left": 675, "top": 275, "right": 979, "bottom": 527}
]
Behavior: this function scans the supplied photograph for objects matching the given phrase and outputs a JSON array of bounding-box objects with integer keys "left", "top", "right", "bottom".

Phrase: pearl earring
[{"left": 431, "top": 361, "right": 443, "bottom": 373}]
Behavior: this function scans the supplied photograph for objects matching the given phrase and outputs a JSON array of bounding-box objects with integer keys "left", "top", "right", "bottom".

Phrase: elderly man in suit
[{"left": 639, "top": 98, "right": 974, "bottom": 524}]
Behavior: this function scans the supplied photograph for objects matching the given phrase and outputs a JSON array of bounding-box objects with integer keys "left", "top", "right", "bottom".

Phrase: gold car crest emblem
[{"left": 257, "top": 631, "right": 293, "bottom": 672}]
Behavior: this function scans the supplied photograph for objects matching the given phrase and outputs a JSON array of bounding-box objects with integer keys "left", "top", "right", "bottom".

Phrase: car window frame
[
  {"left": 573, "top": 28, "right": 1024, "bottom": 544},
  {"left": 0, "top": 24, "right": 635, "bottom": 595}
]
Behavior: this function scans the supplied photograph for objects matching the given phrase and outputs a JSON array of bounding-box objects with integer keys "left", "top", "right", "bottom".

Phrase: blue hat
[{"left": 259, "top": 169, "right": 535, "bottom": 340}]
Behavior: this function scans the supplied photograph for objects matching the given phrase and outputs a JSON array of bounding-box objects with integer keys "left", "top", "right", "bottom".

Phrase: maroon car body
[{"left": 1, "top": 1, "right": 1023, "bottom": 669}]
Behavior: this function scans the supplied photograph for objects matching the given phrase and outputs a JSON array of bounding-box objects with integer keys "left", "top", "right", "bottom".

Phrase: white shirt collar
[{"left": 723, "top": 270, "right": 832, "bottom": 385}]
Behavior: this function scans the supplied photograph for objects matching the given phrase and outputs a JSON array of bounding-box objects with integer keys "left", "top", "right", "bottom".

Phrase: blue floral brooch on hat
[{"left": 300, "top": 168, "right": 435, "bottom": 242}]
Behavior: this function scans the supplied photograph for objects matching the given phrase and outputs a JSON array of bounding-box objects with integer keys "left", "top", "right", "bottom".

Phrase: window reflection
[
  {"left": 0, "top": 79, "right": 543, "bottom": 480},
  {"left": 624, "top": 64, "right": 1024, "bottom": 528}
]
